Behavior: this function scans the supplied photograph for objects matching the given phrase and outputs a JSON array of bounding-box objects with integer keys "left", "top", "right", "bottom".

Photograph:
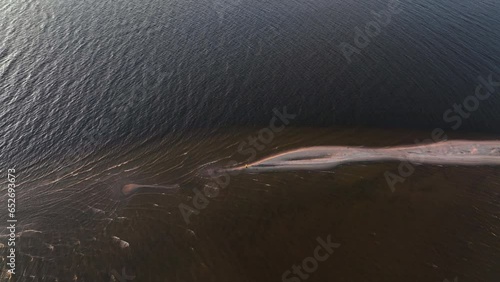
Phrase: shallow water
[{"left": 1, "top": 127, "right": 500, "bottom": 281}]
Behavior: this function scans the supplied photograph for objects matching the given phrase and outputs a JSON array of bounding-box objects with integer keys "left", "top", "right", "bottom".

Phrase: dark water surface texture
[{"left": 1, "top": 0, "right": 500, "bottom": 281}]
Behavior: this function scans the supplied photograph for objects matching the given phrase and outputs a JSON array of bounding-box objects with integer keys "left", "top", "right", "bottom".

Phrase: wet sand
[{"left": 227, "top": 140, "right": 500, "bottom": 173}]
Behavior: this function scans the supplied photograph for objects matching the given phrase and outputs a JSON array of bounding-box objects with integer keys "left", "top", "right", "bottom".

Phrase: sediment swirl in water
[{"left": 121, "top": 184, "right": 181, "bottom": 196}]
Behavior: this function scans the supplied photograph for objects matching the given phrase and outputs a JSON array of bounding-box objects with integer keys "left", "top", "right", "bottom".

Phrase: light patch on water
[{"left": 111, "top": 236, "right": 130, "bottom": 249}]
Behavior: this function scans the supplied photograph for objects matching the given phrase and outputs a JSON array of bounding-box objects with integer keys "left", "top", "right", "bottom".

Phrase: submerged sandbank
[{"left": 225, "top": 140, "right": 500, "bottom": 173}]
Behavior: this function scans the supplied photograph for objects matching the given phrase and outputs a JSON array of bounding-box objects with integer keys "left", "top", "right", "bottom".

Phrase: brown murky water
[{"left": 1, "top": 127, "right": 500, "bottom": 281}]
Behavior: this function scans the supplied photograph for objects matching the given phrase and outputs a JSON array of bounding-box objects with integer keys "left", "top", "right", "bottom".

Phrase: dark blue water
[
  {"left": 1, "top": 0, "right": 500, "bottom": 281},
  {"left": 1, "top": 0, "right": 500, "bottom": 165}
]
